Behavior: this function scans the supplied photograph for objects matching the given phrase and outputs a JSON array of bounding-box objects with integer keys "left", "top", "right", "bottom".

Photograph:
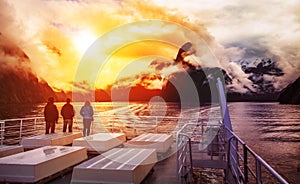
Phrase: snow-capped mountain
[{"left": 240, "top": 58, "right": 284, "bottom": 93}]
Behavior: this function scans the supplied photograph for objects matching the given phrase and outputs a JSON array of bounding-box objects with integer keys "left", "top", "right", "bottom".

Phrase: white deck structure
[
  {"left": 71, "top": 148, "right": 157, "bottom": 184},
  {"left": 0, "top": 146, "right": 87, "bottom": 183},
  {"left": 124, "top": 133, "right": 173, "bottom": 153},
  {"left": 72, "top": 133, "right": 126, "bottom": 153},
  {"left": 20, "top": 132, "right": 82, "bottom": 149},
  {"left": 0, "top": 145, "right": 24, "bottom": 158}
]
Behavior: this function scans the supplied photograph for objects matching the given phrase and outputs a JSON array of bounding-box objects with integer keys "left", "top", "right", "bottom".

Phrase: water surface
[
  {"left": 0, "top": 101, "right": 299, "bottom": 183},
  {"left": 228, "top": 102, "right": 300, "bottom": 184}
]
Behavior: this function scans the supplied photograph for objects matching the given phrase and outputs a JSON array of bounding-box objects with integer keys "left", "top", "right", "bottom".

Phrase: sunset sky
[{"left": 1, "top": 0, "right": 299, "bottom": 93}]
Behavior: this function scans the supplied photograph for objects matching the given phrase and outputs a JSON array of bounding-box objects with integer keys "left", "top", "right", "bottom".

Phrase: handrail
[
  {"left": 1, "top": 117, "right": 44, "bottom": 121},
  {"left": 176, "top": 120, "right": 223, "bottom": 180},
  {"left": 0, "top": 117, "right": 46, "bottom": 145},
  {"left": 0, "top": 121, "right": 4, "bottom": 145},
  {"left": 176, "top": 120, "right": 289, "bottom": 184},
  {"left": 176, "top": 132, "right": 193, "bottom": 180},
  {"left": 226, "top": 127, "right": 289, "bottom": 184},
  {"left": 0, "top": 115, "right": 217, "bottom": 145}
]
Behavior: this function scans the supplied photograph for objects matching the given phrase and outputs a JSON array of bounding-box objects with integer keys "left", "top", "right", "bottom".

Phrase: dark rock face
[
  {"left": 162, "top": 67, "right": 231, "bottom": 105},
  {"left": 278, "top": 77, "right": 300, "bottom": 104},
  {"left": 227, "top": 91, "right": 280, "bottom": 102},
  {"left": 0, "top": 70, "right": 56, "bottom": 104},
  {"left": 161, "top": 42, "right": 232, "bottom": 105},
  {"left": 0, "top": 33, "right": 56, "bottom": 104}
]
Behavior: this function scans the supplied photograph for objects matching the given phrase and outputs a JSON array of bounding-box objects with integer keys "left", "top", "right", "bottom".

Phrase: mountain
[
  {"left": 0, "top": 33, "right": 56, "bottom": 104},
  {"left": 1, "top": 36, "right": 292, "bottom": 104},
  {"left": 226, "top": 58, "right": 284, "bottom": 102},
  {"left": 241, "top": 58, "right": 284, "bottom": 77},
  {"left": 95, "top": 89, "right": 111, "bottom": 102},
  {"left": 0, "top": 70, "right": 56, "bottom": 104},
  {"left": 107, "top": 85, "right": 161, "bottom": 102},
  {"left": 241, "top": 58, "right": 284, "bottom": 94},
  {"left": 278, "top": 77, "right": 300, "bottom": 104},
  {"left": 162, "top": 67, "right": 231, "bottom": 105},
  {"left": 160, "top": 42, "right": 286, "bottom": 103}
]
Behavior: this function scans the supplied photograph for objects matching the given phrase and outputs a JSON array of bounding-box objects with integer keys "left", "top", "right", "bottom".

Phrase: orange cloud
[{"left": 1, "top": 0, "right": 219, "bottom": 93}]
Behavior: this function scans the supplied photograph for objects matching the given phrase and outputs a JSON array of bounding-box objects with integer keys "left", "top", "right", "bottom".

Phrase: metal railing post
[
  {"left": 134, "top": 121, "right": 136, "bottom": 136},
  {"left": 19, "top": 119, "right": 23, "bottom": 140},
  {"left": 34, "top": 118, "right": 37, "bottom": 134},
  {"left": 0, "top": 121, "right": 4, "bottom": 145},
  {"left": 226, "top": 137, "right": 232, "bottom": 181},
  {"left": 256, "top": 158, "right": 262, "bottom": 184},
  {"left": 243, "top": 144, "right": 248, "bottom": 183},
  {"left": 155, "top": 116, "right": 158, "bottom": 133},
  {"left": 188, "top": 137, "right": 193, "bottom": 176},
  {"left": 176, "top": 131, "right": 180, "bottom": 178}
]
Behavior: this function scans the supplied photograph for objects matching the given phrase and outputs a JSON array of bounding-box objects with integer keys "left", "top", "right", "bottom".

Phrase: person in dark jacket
[
  {"left": 80, "top": 101, "right": 94, "bottom": 136},
  {"left": 61, "top": 98, "right": 75, "bottom": 133},
  {"left": 44, "top": 97, "right": 59, "bottom": 134}
]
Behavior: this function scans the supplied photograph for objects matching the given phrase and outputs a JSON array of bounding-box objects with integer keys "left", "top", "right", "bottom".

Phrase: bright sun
[{"left": 72, "top": 30, "right": 97, "bottom": 54}]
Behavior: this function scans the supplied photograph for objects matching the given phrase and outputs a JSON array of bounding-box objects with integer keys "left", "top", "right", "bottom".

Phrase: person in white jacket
[{"left": 80, "top": 101, "right": 94, "bottom": 136}]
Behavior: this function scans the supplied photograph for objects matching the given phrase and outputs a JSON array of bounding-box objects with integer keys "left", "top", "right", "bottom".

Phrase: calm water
[
  {"left": 0, "top": 102, "right": 299, "bottom": 183},
  {"left": 228, "top": 102, "right": 300, "bottom": 184}
]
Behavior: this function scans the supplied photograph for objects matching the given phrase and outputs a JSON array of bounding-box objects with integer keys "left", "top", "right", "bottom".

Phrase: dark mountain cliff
[
  {"left": 162, "top": 67, "right": 231, "bottom": 105},
  {"left": 278, "top": 77, "right": 300, "bottom": 104},
  {"left": 0, "top": 33, "right": 56, "bottom": 104},
  {"left": 0, "top": 69, "right": 56, "bottom": 104}
]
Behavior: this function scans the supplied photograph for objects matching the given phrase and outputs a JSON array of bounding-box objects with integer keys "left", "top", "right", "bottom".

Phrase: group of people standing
[{"left": 43, "top": 97, "right": 94, "bottom": 136}]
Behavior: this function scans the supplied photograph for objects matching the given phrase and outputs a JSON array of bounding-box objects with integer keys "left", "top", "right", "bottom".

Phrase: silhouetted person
[
  {"left": 44, "top": 97, "right": 58, "bottom": 134},
  {"left": 80, "top": 101, "right": 94, "bottom": 136},
  {"left": 61, "top": 98, "right": 75, "bottom": 133}
]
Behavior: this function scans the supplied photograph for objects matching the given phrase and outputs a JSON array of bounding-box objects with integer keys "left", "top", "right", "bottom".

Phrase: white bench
[
  {"left": 0, "top": 145, "right": 24, "bottom": 158},
  {"left": 0, "top": 146, "right": 87, "bottom": 183},
  {"left": 124, "top": 133, "right": 173, "bottom": 153},
  {"left": 72, "top": 133, "right": 126, "bottom": 153},
  {"left": 20, "top": 132, "right": 82, "bottom": 149},
  {"left": 71, "top": 148, "right": 157, "bottom": 184}
]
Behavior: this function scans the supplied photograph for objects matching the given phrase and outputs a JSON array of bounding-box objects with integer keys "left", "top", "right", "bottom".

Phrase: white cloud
[
  {"left": 1, "top": 0, "right": 299, "bottom": 92},
  {"left": 227, "top": 62, "right": 256, "bottom": 93}
]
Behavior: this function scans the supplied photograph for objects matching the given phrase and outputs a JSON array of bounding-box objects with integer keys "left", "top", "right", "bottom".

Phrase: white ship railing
[
  {"left": 0, "top": 117, "right": 45, "bottom": 145},
  {"left": 0, "top": 115, "right": 200, "bottom": 145},
  {"left": 175, "top": 77, "right": 289, "bottom": 183},
  {"left": 225, "top": 127, "right": 288, "bottom": 184},
  {"left": 175, "top": 121, "right": 289, "bottom": 184},
  {"left": 176, "top": 118, "right": 223, "bottom": 183}
]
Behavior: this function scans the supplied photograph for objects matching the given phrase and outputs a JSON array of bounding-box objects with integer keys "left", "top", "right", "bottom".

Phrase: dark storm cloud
[{"left": 225, "top": 37, "right": 274, "bottom": 59}]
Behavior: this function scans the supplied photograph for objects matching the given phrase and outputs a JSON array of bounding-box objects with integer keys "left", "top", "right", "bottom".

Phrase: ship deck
[{"left": 0, "top": 132, "right": 181, "bottom": 184}]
